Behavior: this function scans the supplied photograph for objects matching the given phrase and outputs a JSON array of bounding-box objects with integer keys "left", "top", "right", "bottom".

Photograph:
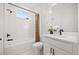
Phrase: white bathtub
[{"left": 4, "top": 40, "right": 35, "bottom": 55}]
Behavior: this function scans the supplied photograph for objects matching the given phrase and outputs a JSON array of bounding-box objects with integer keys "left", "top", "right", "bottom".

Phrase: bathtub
[{"left": 4, "top": 39, "right": 35, "bottom": 55}]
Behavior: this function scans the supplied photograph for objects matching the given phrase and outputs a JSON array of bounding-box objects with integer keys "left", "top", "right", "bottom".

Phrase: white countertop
[{"left": 43, "top": 32, "right": 79, "bottom": 44}]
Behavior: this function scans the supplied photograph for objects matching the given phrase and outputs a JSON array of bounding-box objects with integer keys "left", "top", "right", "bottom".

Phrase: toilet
[{"left": 33, "top": 42, "right": 43, "bottom": 55}]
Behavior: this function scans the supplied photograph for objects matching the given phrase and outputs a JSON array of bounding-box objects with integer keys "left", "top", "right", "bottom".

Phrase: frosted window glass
[{"left": 16, "top": 10, "right": 31, "bottom": 19}]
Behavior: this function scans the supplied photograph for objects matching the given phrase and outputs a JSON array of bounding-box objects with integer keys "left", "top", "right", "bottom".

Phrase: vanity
[
  {"left": 42, "top": 32, "right": 79, "bottom": 55},
  {"left": 42, "top": 3, "right": 79, "bottom": 55}
]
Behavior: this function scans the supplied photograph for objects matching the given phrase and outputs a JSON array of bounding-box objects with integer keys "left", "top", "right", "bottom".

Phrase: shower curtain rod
[{"left": 8, "top": 3, "right": 38, "bottom": 14}]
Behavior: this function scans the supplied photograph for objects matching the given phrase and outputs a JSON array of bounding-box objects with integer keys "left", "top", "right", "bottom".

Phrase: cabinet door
[
  {"left": 43, "top": 42, "right": 71, "bottom": 55},
  {"left": 43, "top": 43, "right": 50, "bottom": 55},
  {"left": 50, "top": 45, "right": 71, "bottom": 55},
  {"left": 43, "top": 43, "right": 54, "bottom": 55}
]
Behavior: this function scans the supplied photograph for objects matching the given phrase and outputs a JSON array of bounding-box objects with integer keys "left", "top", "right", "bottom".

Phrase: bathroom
[{"left": 0, "top": 3, "right": 79, "bottom": 55}]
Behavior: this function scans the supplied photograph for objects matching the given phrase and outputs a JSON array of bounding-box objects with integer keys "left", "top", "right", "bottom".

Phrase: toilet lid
[{"left": 33, "top": 42, "right": 43, "bottom": 47}]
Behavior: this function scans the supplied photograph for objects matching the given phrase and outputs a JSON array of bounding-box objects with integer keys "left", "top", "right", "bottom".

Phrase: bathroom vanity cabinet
[{"left": 42, "top": 34, "right": 79, "bottom": 55}]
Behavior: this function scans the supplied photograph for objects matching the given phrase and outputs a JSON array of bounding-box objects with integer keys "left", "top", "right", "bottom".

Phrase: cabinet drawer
[
  {"left": 52, "top": 46, "right": 71, "bottom": 55},
  {"left": 43, "top": 42, "right": 71, "bottom": 55},
  {"left": 43, "top": 37, "right": 73, "bottom": 53}
]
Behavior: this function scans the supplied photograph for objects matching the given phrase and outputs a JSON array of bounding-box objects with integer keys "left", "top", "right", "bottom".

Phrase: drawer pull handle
[
  {"left": 53, "top": 49, "right": 55, "bottom": 55},
  {"left": 50, "top": 48, "right": 52, "bottom": 54},
  {"left": 50, "top": 48, "right": 53, "bottom": 54}
]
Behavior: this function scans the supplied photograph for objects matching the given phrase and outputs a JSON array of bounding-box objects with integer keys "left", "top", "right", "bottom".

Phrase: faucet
[{"left": 59, "top": 29, "right": 64, "bottom": 35}]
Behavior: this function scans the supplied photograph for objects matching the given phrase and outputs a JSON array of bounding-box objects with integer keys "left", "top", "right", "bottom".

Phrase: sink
[{"left": 43, "top": 32, "right": 78, "bottom": 43}]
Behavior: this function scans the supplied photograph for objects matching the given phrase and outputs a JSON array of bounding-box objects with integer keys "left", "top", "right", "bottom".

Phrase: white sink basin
[{"left": 43, "top": 32, "right": 78, "bottom": 43}]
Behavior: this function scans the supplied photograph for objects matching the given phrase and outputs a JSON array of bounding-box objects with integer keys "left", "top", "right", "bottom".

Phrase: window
[{"left": 16, "top": 10, "right": 31, "bottom": 20}]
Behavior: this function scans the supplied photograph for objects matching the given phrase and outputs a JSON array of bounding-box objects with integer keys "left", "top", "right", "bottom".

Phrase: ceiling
[{"left": 36, "top": 3, "right": 58, "bottom": 9}]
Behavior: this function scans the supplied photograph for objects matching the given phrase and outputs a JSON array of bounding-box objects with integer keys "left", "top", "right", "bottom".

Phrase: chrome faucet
[{"left": 59, "top": 29, "right": 64, "bottom": 35}]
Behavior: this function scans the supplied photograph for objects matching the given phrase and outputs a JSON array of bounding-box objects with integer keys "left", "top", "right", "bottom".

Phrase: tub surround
[{"left": 42, "top": 32, "right": 79, "bottom": 55}]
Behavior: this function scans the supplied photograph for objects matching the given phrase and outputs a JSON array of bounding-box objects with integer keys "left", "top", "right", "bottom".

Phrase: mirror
[{"left": 50, "top": 3, "right": 78, "bottom": 32}]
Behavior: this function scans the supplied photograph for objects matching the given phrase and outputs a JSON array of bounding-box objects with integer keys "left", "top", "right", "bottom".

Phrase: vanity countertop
[{"left": 43, "top": 32, "right": 79, "bottom": 44}]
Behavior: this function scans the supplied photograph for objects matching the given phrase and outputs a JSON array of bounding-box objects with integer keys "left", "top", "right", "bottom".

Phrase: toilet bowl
[{"left": 33, "top": 42, "right": 43, "bottom": 55}]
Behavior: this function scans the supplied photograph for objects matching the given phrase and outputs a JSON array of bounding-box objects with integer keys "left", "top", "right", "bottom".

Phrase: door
[
  {"left": 4, "top": 4, "right": 35, "bottom": 54},
  {"left": 0, "top": 3, "right": 3, "bottom": 55}
]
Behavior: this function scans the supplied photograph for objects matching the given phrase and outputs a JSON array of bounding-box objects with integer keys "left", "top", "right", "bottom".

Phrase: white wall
[
  {"left": 40, "top": 8, "right": 51, "bottom": 37},
  {"left": 14, "top": 3, "right": 51, "bottom": 37},
  {"left": 77, "top": 3, "right": 79, "bottom": 47},
  {"left": 12, "top": 3, "right": 40, "bottom": 39},
  {"left": 78, "top": 4, "right": 79, "bottom": 32},
  {"left": 51, "top": 3, "right": 78, "bottom": 32},
  {"left": 14, "top": 3, "right": 40, "bottom": 14},
  {"left": 0, "top": 3, "right": 3, "bottom": 55},
  {"left": 37, "top": 3, "right": 52, "bottom": 37},
  {"left": 13, "top": 3, "right": 78, "bottom": 37},
  {"left": 39, "top": 3, "right": 78, "bottom": 37},
  {"left": 4, "top": 3, "right": 41, "bottom": 54}
]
